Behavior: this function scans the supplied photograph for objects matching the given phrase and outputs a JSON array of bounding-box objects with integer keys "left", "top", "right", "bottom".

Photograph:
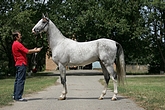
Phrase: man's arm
[{"left": 27, "top": 48, "right": 41, "bottom": 54}]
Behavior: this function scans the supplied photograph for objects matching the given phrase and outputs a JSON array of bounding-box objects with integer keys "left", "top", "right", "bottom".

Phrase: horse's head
[{"left": 32, "top": 14, "right": 49, "bottom": 34}]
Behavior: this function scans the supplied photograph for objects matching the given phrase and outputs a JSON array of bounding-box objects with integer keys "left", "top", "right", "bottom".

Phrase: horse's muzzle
[
  {"left": 32, "top": 28, "right": 39, "bottom": 34},
  {"left": 32, "top": 28, "right": 36, "bottom": 34}
]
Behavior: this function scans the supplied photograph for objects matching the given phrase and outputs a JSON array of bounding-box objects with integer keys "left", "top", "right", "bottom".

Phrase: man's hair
[{"left": 12, "top": 31, "right": 20, "bottom": 41}]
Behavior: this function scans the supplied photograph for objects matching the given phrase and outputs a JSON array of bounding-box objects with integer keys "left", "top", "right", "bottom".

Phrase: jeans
[{"left": 13, "top": 64, "right": 26, "bottom": 100}]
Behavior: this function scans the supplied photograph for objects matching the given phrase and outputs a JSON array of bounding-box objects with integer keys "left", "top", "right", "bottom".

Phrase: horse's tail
[{"left": 116, "top": 42, "right": 126, "bottom": 84}]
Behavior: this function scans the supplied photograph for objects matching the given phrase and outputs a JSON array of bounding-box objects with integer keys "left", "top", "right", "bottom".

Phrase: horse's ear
[
  {"left": 42, "top": 13, "right": 45, "bottom": 18},
  {"left": 45, "top": 12, "right": 49, "bottom": 18}
]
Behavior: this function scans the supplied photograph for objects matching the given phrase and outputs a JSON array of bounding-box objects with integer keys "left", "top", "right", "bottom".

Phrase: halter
[
  {"left": 31, "top": 18, "right": 49, "bottom": 73},
  {"left": 39, "top": 17, "right": 49, "bottom": 33}
]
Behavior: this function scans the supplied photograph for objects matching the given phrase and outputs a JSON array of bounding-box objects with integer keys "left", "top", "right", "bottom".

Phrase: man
[{"left": 12, "top": 31, "right": 41, "bottom": 101}]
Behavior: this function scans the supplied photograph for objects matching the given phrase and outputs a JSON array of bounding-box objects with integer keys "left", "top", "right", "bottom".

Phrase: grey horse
[{"left": 32, "top": 14, "right": 125, "bottom": 100}]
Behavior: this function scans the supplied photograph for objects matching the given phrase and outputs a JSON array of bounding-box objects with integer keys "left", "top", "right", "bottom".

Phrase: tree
[
  {"left": 1, "top": 0, "right": 165, "bottom": 76},
  {"left": 0, "top": 0, "right": 47, "bottom": 76},
  {"left": 145, "top": 0, "right": 165, "bottom": 71}
]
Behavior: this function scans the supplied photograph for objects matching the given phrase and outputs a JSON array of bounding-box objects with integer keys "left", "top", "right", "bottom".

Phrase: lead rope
[{"left": 31, "top": 33, "right": 43, "bottom": 73}]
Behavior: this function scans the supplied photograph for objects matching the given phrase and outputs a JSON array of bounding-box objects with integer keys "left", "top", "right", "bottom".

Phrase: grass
[
  {"left": 0, "top": 72, "right": 58, "bottom": 107},
  {"left": 102, "top": 76, "right": 165, "bottom": 110}
]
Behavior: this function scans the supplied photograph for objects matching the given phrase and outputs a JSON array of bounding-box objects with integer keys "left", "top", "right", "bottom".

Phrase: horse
[{"left": 32, "top": 14, "right": 125, "bottom": 100}]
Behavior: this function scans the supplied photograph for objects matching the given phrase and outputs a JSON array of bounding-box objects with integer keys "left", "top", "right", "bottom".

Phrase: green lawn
[
  {"left": 107, "top": 76, "right": 165, "bottom": 110},
  {"left": 0, "top": 73, "right": 58, "bottom": 107}
]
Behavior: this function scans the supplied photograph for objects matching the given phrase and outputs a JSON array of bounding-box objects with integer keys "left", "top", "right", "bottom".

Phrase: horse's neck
[{"left": 47, "top": 20, "right": 65, "bottom": 49}]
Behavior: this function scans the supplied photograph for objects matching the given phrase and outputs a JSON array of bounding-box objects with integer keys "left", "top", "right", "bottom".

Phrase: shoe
[{"left": 15, "top": 98, "right": 28, "bottom": 102}]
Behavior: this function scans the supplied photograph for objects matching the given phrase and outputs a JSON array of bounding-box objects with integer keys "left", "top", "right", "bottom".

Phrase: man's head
[{"left": 12, "top": 31, "right": 22, "bottom": 42}]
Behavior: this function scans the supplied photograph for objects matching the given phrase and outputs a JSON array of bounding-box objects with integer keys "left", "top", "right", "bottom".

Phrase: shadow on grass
[
  {"left": 30, "top": 70, "right": 103, "bottom": 77},
  {"left": 32, "top": 72, "right": 56, "bottom": 76},
  {"left": 0, "top": 72, "right": 56, "bottom": 80}
]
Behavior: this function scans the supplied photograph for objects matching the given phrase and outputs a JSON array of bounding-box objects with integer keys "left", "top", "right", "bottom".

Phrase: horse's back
[{"left": 97, "top": 38, "right": 116, "bottom": 46}]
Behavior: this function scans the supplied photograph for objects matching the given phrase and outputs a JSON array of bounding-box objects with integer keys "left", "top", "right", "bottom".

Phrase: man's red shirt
[{"left": 12, "top": 41, "right": 28, "bottom": 66}]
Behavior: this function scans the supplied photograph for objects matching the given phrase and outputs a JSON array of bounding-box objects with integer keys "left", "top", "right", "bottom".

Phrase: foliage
[
  {"left": 145, "top": 0, "right": 165, "bottom": 71},
  {"left": 1, "top": 0, "right": 165, "bottom": 75}
]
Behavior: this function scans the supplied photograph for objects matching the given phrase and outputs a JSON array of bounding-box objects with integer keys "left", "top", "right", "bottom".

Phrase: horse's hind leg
[
  {"left": 99, "top": 61, "right": 110, "bottom": 100},
  {"left": 105, "top": 64, "right": 118, "bottom": 101},
  {"left": 58, "top": 63, "right": 67, "bottom": 100}
]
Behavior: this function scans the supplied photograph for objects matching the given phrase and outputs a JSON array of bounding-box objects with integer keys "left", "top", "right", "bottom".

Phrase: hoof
[
  {"left": 111, "top": 97, "right": 117, "bottom": 101},
  {"left": 58, "top": 97, "right": 66, "bottom": 100},
  {"left": 98, "top": 97, "right": 104, "bottom": 100}
]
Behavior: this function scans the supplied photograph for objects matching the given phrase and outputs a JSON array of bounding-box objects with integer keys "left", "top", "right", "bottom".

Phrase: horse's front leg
[{"left": 58, "top": 63, "right": 67, "bottom": 100}]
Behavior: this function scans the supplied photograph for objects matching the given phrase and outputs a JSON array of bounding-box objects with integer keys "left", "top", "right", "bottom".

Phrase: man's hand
[{"left": 35, "top": 47, "right": 42, "bottom": 52}]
